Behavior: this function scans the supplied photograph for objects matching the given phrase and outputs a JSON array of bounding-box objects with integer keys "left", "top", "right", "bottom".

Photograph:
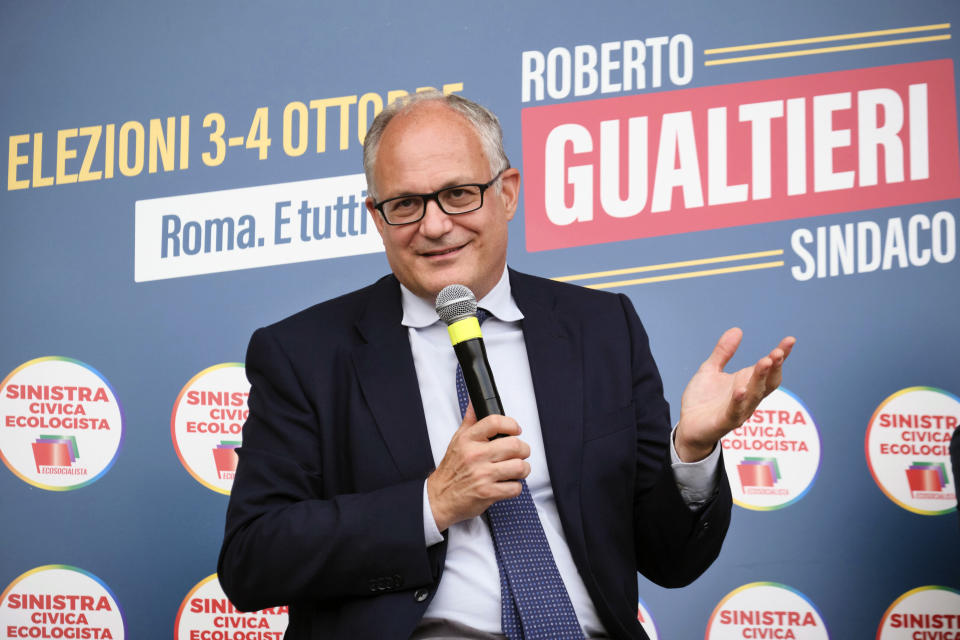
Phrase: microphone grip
[{"left": 453, "top": 337, "right": 504, "bottom": 422}]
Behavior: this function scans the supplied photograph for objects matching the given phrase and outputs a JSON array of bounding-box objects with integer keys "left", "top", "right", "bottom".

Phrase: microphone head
[{"left": 435, "top": 284, "right": 477, "bottom": 326}]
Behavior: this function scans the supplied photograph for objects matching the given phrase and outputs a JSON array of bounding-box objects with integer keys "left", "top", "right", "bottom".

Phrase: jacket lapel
[
  {"left": 510, "top": 270, "right": 587, "bottom": 552},
  {"left": 351, "top": 276, "right": 436, "bottom": 480}
]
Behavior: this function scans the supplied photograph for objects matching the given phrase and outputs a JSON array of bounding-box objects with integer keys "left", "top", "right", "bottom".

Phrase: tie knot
[{"left": 476, "top": 308, "right": 491, "bottom": 325}]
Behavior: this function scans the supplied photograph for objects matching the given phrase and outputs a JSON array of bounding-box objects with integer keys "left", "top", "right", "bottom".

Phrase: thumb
[
  {"left": 458, "top": 402, "right": 477, "bottom": 430},
  {"left": 704, "top": 327, "right": 743, "bottom": 371}
]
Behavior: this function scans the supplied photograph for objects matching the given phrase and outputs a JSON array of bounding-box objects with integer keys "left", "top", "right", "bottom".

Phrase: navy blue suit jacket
[{"left": 218, "top": 270, "right": 732, "bottom": 639}]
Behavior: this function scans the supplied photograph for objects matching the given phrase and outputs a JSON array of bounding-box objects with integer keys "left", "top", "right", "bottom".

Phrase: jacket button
[{"left": 414, "top": 588, "right": 429, "bottom": 602}]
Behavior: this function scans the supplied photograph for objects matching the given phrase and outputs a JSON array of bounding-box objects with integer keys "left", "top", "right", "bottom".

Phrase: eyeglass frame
[{"left": 371, "top": 168, "right": 509, "bottom": 226}]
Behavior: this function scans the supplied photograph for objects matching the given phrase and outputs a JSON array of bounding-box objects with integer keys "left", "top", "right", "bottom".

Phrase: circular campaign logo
[
  {"left": 720, "top": 387, "right": 821, "bottom": 510},
  {"left": 706, "top": 582, "right": 829, "bottom": 640},
  {"left": 876, "top": 586, "right": 960, "bottom": 639},
  {"left": 637, "top": 596, "right": 660, "bottom": 639},
  {"left": 0, "top": 565, "right": 126, "bottom": 639},
  {"left": 0, "top": 357, "right": 124, "bottom": 490},
  {"left": 175, "top": 574, "right": 288, "bottom": 640},
  {"left": 865, "top": 386, "right": 959, "bottom": 515},
  {"left": 171, "top": 363, "right": 250, "bottom": 494}
]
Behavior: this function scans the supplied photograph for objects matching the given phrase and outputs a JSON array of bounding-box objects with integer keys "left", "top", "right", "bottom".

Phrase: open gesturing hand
[{"left": 674, "top": 328, "right": 796, "bottom": 462}]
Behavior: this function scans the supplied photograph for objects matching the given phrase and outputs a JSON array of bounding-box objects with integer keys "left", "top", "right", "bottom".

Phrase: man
[{"left": 218, "top": 92, "right": 794, "bottom": 639}]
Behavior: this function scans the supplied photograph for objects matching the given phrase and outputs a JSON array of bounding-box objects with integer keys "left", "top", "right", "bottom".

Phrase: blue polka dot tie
[{"left": 455, "top": 309, "right": 584, "bottom": 640}]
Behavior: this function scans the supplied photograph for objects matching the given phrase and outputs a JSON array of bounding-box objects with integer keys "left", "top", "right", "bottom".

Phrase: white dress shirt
[{"left": 402, "top": 267, "right": 719, "bottom": 636}]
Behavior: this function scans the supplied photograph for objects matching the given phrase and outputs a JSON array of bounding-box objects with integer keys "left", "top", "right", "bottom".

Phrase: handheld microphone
[{"left": 435, "top": 284, "right": 505, "bottom": 422}]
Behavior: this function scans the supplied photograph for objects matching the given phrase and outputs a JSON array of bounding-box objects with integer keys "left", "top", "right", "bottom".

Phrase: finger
[
  {"left": 777, "top": 336, "right": 797, "bottom": 361},
  {"left": 728, "top": 337, "right": 796, "bottom": 427},
  {"left": 704, "top": 327, "right": 743, "bottom": 371},
  {"left": 492, "top": 458, "right": 531, "bottom": 482},
  {"left": 488, "top": 436, "right": 531, "bottom": 463},
  {"left": 765, "top": 360, "right": 786, "bottom": 395},
  {"left": 468, "top": 414, "right": 521, "bottom": 441},
  {"left": 486, "top": 479, "right": 524, "bottom": 502},
  {"left": 765, "top": 368, "right": 784, "bottom": 396},
  {"left": 766, "top": 339, "right": 795, "bottom": 366},
  {"left": 729, "top": 359, "right": 772, "bottom": 421},
  {"left": 752, "top": 360, "right": 774, "bottom": 398},
  {"left": 753, "top": 354, "right": 774, "bottom": 378},
  {"left": 764, "top": 337, "right": 795, "bottom": 391}
]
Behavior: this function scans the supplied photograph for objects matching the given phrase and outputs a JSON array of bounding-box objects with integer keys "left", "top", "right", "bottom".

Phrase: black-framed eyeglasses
[{"left": 372, "top": 169, "right": 507, "bottom": 226}]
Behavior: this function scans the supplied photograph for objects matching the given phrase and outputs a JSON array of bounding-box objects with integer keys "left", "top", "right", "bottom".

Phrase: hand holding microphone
[{"left": 425, "top": 285, "right": 531, "bottom": 531}]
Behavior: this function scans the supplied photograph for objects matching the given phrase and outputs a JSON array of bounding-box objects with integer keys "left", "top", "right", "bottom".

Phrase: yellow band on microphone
[{"left": 447, "top": 316, "right": 482, "bottom": 345}]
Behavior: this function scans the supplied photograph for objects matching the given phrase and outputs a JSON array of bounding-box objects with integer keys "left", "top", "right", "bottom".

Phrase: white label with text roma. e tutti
[{"left": 134, "top": 173, "right": 383, "bottom": 282}]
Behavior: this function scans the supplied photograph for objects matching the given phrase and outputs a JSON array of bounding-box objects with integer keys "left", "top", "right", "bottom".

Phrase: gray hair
[{"left": 362, "top": 90, "right": 510, "bottom": 201}]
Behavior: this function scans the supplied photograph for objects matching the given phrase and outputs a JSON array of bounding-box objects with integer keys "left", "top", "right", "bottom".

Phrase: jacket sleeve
[
  {"left": 217, "top": 326, "right": 444, "bottom": 612},
  {"left": 619, "top": 293, "right": 733, "bottom": 588}
]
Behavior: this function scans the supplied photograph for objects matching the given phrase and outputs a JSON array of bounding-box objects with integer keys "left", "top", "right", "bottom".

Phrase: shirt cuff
[
  {"left": 422, "top": 480, "right": 445, "bottom": 547},
  {"left": 669, "top": 425, "right": 721, "bottom": 508}
]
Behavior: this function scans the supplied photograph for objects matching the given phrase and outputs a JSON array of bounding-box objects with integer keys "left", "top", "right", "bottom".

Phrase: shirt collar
[{"left": 400, "top": 267, "right": 524, "bottom": 329}]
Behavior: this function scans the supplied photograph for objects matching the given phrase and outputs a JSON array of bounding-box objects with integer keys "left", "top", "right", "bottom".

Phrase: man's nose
[{"left": 418, "top": 198, "right": 453, "bottom": 238}]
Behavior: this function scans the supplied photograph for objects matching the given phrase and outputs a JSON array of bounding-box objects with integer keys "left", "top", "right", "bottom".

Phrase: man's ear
[
  {"left": 366, "top": 197, "right": 386, "bottom": 237},
  {"left": 498, "top": 168, "right": 521, "bottom": 221}
]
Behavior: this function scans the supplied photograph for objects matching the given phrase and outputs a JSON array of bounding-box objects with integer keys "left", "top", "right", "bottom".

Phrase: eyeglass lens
[{"left": 383, "top": 185, "right": 483, "bottom": 223}]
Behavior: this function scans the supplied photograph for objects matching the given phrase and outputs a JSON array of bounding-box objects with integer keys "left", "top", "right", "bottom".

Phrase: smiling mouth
[{"left": 421, "top": 244, "right": 464, "bottom": 258}]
